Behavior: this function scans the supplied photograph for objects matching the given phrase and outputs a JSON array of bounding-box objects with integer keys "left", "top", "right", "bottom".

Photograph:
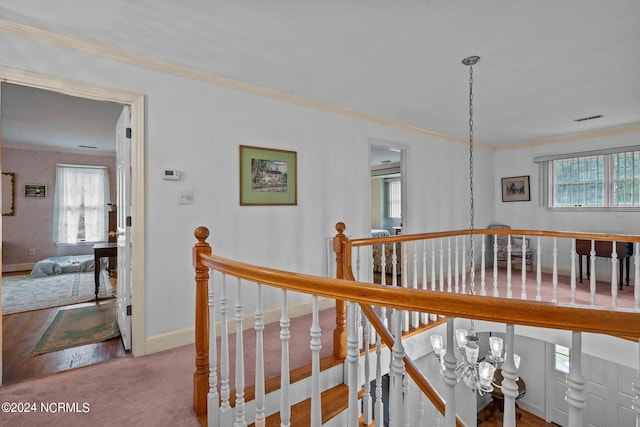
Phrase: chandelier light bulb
[
  {"left": 477, "top": 361, "right": 496, "bottom": 392},
  {"left": 489, "top": 336, "right": 504, "bottom": 362},
  {"left": 430, "top": 334, "right": 444, "bottom": 356},
  {"left": 455, "top": 329, "right": 468, "bottom": 349}
]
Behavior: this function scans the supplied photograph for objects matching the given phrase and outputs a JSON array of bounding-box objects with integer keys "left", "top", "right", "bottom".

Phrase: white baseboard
[
  {"left": 143, "top": 297, "right": 336, "bottom": 355},
  {"left": 2, "top": 263, "right": 35, "bottom": 273}
]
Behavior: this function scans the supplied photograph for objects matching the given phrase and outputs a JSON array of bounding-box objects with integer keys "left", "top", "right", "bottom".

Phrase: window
[
  {"left": 386, "top": 178, "right": 401, "bottom": 218},
  {"left": 536, "top": 146, "right": 640, "bottom": 208},
  {"left": 53, "top": 164, "right": 110, "bottom": 245},
  {"left": 554, "top": 344, "right": 570, "bottom": 374}
]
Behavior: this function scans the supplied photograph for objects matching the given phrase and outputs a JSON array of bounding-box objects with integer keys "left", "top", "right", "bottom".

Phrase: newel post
[
  {"left": 193, "top": 226, "right": 212, "bottom": 416},
  {"left": 333, "top": 222, "right": 351, "bottom": 359}
]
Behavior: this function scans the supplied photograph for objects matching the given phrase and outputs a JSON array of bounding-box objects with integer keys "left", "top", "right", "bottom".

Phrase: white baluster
[
  {"left": 381, "top": 244, "right": 387, "bottom": 286},
  {"left": 219, "top": 275, "right": 232, "bottom": 425},
  {"left": 356, "top": 247, "right": 361, "bottom": 282},
  {"left": 362, "top": 311, "right": 372, "bottom": 425},
  {"left": 346, "top": 302, "right": 359, "bottom": 427},
  {"left": 310, "top": 295, "right": 322, "bottom": 427},
  {"left": 552, "top": 237, "right": 559, "bottom": 303},
  {"left": 421, "top": 240, "right": 428, "bottom": 324},
  {"left": 454, "top": 236, "right": 460, "bottom": 293},
  {"left": 462, "top": 235, "right": 467, "bottom": 294},
  {"left": 536, "top": 237, "right": 542, "bottom": 301},
  {"left": 446, "top": 238, "right": 452, "bottom": 293},
  {"left": 570, "top": 238, "right": 577, "bottom": 304},
  {"left": 392, "top": 243, "right": 398, "bottom": 288},
  {"left": 521, "top": 235, "right": 527, "bottom": 300},
  {"left": 208, "top": 273, "right": 219, "bottom": 427},
  {"left": 493, "top": 234, "right": 499, "bottom": 297},
  {"left": 439, "top": 239, "right": 444, "bottom": 292},
  {"left": 253, "top": 285, "right": 265, "bottom": 427},
  {"left": 417, "top": 393, "right": 425, "bottom": 427},
  {"left": 430, "top": 240, "right": 437, "bottom": 321},
  {"left": 501, "top": 324, "right": 518, "bottom": 427},
  {"left": 389, "top": 310, "right": 405, "bottom": 426},
  {"left": 402, "top": 375, "right": 410, "bottom": 427},
  {"left": 280, "top": 290, "right": 291, "bottom": 427},
  {"left": 632, "top": 338, "right": 640, "bottom": 425},
  {"left": 412, "top": 241, "right": 419, "bottom": 328},
  {"left": 443, "top": 318, "right": 458, "bottom": 427},
  {"left": 611, "top": 242, "right": 619, "bottom": 308},
  {"left": 507, "top": 235, "right": 513, "bottom": 298},
  {"left": 234, "top": 279, "right": 246, "bottom": 427},
  {"left": 375, "top": 337, "right": 384, "bottom": 426},
  {"left": 480, "top": 235, "right": 486, "bottom": 296},
  {"left": 590, "top": 240, "right": 597, "bottom": 306},
  {"left": 566, "top": 332, "right": 586, "bottom": 427}
]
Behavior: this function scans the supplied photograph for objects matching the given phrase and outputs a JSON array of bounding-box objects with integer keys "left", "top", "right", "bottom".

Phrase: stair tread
[{"left": 250, "top": 384, "right": 360, "bottom": 427}]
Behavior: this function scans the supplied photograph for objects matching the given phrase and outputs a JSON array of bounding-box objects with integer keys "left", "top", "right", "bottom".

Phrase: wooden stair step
[{"left": 250, "top": 384, "right": 364, "bottom": 427}]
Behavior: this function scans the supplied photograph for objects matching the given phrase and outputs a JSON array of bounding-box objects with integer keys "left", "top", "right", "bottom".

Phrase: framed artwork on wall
[
  {"left": 25, "top": 184, "right": 47, "bottom": 198},
  {"left": 501, "top": 176, "right": 530, "bottom": 202},
  {"left": 239, "top": 145, "right": 297, "bottom": 206}
]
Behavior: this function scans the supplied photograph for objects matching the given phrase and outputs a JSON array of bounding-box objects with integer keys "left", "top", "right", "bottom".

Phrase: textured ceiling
[{"left": 1, "top": 0, "right": 639, "bottom": 153}]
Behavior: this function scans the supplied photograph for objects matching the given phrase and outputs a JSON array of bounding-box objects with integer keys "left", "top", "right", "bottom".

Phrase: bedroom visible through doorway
[{"left": 0, "top": 78, "right": 142, "bottom": 385}]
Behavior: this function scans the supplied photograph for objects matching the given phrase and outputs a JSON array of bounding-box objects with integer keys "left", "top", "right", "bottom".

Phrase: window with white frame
[
  {"left": 386, "top": 178, "right": 401, "bottom": 219},
  {"left": 536, "top": 146, "right": 640, "bottom": 208},
  {"left": 53, "top": 164, "right": 110, "bottom": 245}
]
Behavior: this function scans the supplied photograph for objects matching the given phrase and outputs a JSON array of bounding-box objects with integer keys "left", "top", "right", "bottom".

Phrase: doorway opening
[
  {"left": 370, "top": 143, "right": 404, "bottom": 237},
  {"left": 0, "top": 69, "right": 145, "bottom": 385}
]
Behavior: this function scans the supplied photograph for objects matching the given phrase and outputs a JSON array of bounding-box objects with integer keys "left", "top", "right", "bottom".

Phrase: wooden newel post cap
[
  {"left": 335, "top": 222, "right": 346, "bottom": 235},
  {"left": 194, "top": 226, "right": 210, "bottom": 244}
]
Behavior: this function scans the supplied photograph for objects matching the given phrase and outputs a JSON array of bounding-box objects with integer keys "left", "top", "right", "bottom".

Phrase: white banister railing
[
  {"left": 566, "top": 332, "right": 586, "bottom": 427},
  {"left": 234, "top": 278, "right": 246, "bottom": 426},
  {"left": 280, "top": 290, "right": 291, "bottom": 427},
  {"left": 254, "top": 284, "right": 265, "bottom": 427},
  {"left": 195, "top": 226, "right": 640, "bottom": 427},
  {"left": 310, "top": 295, "right": 322, "bottom": 427},
  {"left": 220, "top": 275, "right": 232, "bottom": 425}
]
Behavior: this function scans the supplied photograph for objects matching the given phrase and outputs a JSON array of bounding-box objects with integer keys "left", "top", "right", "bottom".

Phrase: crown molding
[
  {"left": 494, "top": 124, "right": 640, "bottom": 152},
  {"left": 0, "top": 19, "right": 489, "bottom": 149}
]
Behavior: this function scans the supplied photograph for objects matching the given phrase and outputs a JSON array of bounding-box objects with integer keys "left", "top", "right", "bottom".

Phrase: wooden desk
[
  {"left": 93, "top": 243, "right": 117, "bottom": 299},
  {"left": 575, "top": 239, "right": 633, "bottom": 290}
]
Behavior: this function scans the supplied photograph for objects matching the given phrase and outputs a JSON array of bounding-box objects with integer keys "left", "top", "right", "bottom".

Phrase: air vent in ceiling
[
  {"left": 78, "top": 145, "right": 98, "bottom": 149},
  {"left": 574, "top": 115, "right": 603, "bottom": 122}
]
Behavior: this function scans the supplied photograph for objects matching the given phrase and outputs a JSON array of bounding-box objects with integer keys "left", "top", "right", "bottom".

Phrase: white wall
[
  {"left": 493, "top": 131, "right": 640, "bottom": 234},
  {"left": 0, "top": 30, "right": 494, "bottom": 342}
]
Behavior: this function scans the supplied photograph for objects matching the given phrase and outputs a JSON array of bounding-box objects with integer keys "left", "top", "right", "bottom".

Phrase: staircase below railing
[{"left": 193, "top": 224, "right": 640, "bottom": 427}]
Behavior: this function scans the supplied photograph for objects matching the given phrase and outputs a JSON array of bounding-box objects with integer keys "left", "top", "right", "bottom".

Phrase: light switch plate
[{"left": 178, "top": 190, "right": 193, "bottom": 205}]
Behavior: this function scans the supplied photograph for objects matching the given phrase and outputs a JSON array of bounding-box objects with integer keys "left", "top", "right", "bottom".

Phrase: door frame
[
  {"left": 0, "top": 67, "right": 146, "bottom": 383},
  {"left": 368, "top": 138, "right": 408, "bottom": 234}
]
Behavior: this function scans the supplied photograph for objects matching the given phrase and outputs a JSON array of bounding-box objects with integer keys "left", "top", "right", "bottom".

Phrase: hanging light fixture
[{"left": 429, "top": 55, "right": 508, "bottom": 394}]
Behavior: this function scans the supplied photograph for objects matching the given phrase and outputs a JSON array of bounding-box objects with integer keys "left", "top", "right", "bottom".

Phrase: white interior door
[{"left": 116, "top": 105, "right": 132, "bottom": 350}]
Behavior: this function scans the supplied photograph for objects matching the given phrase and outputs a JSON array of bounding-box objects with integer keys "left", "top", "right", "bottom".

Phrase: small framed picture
[
  {"left": 501, "top": 176, "right": 530, "bottom": 202},
  {"left": 25, "top": 184, "right": 47, "bottom": 198},
  {"left": 239, "top": 145, "right": 297, "bottom": 206}
]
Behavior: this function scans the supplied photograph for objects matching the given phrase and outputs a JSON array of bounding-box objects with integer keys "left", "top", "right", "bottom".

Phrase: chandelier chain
[{"left": 468, "top": 63, "right": 475, "bottom": 296}]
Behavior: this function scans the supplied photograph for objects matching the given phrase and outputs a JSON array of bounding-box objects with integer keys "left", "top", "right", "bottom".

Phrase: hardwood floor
[
  {"left": 478, "top": 405, "right": 557, "bottom": 426},
  {"left": 2, "top": 271, "right": 127, "bottom": 385}
]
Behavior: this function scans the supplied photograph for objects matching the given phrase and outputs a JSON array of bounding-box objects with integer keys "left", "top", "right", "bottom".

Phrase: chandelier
[{"left": 428, "top": 55, "right": 509, "bottom": 395}]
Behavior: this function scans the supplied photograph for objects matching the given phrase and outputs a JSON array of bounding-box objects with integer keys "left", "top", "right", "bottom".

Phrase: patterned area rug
[
  {"left": 2, "top": 270, "right": 114, "bottom": 315},
  {"left": 33, "top": 302, "right": 120, "bottom": 354}
]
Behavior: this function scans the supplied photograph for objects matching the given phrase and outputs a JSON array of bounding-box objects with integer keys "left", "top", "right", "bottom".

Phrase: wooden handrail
[
  {"left": 193, "top": 225, "right": 640, "bottom": 423},
  {"left": 349, "top": 228, "right": 640, "bottom": 247},
  {"left": 197, "top": 238, "right": 640, "bottom": 339}
]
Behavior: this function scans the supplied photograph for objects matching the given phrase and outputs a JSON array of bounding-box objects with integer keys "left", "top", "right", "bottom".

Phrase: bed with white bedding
[{"left": 30, "top": 254, "right": 95, "bottom": 278}]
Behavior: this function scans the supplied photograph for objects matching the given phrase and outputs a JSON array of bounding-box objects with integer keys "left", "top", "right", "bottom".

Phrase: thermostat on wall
[{"left": 161, "top": 169, "right": 181, "bottom": 180}]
